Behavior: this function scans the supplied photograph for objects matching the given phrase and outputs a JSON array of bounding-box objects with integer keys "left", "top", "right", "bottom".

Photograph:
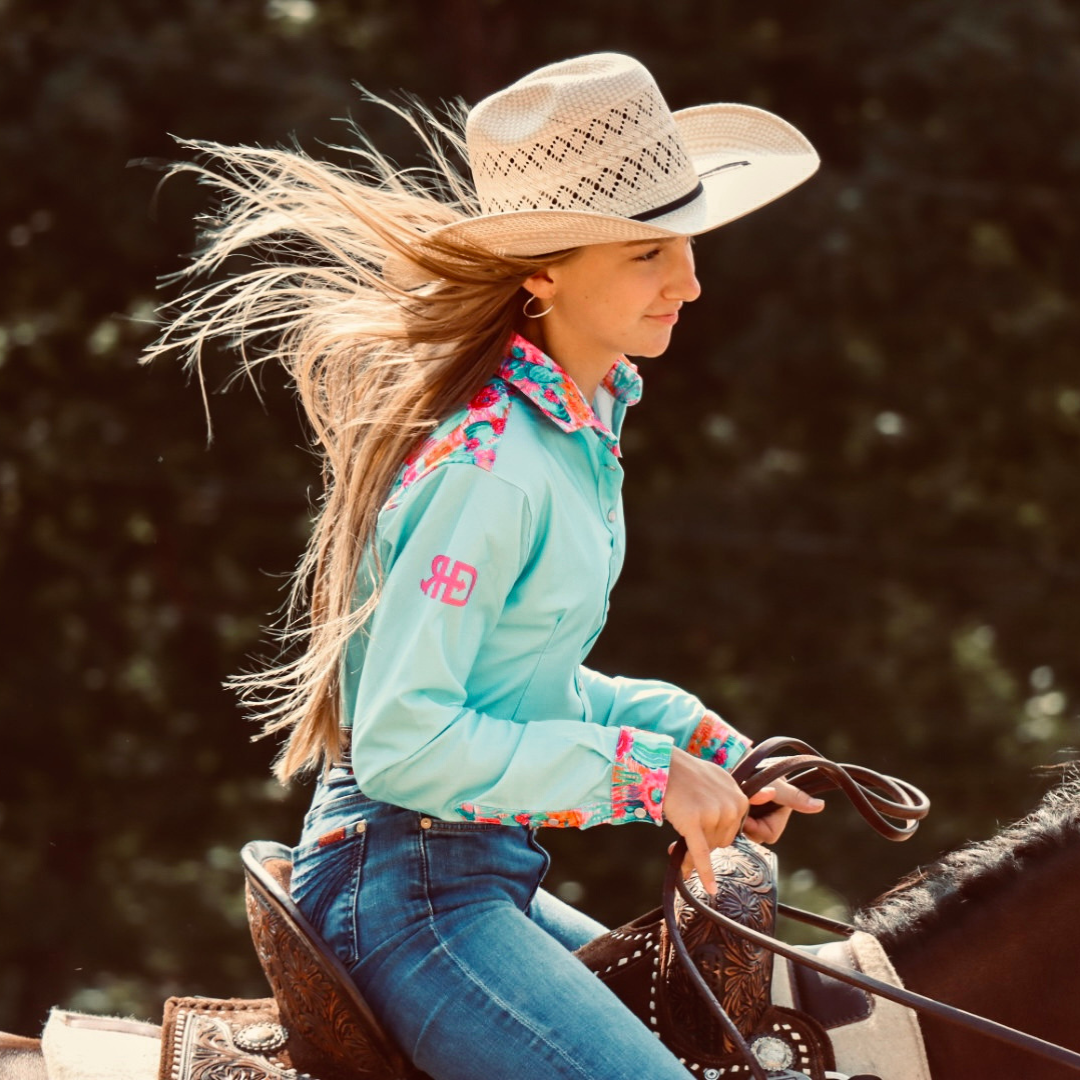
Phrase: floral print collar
[{"left": 497, "top": 334, "right": 642, "bottom": 457}]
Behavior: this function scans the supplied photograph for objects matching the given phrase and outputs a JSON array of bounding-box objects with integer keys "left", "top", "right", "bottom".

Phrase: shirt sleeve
[
  {"left": 576, "top": 666, "right": 751, "bottom": 770},
  {"left": 348, "top": 463, "right": 672, "bottom": 828}
]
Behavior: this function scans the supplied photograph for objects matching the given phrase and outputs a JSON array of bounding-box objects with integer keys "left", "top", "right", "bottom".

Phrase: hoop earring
[{"left": 523, "top": 294, "right": 554, "bottom": 319}]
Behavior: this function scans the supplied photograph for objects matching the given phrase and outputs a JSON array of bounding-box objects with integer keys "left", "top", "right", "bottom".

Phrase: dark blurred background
[{"left": 3, "top": 0, "right": 1079, "bottom": 1035}]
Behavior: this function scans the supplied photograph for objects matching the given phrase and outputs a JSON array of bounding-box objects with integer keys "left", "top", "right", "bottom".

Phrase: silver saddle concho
[{"left": 575, "top": 834, "right": 879, "bottom": 1080}]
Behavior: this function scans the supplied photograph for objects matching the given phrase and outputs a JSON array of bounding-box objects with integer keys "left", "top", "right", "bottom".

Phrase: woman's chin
[{"left": 630, "top": 334, "right": 675, "bottom": 360}]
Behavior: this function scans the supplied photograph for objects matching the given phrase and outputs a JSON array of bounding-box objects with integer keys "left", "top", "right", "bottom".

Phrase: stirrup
[{"left": 241, "top": 840, "right": 426, "bottom": 1080}]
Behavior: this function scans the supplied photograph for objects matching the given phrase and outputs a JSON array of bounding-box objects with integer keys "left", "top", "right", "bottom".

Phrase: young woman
[{"left": 153, "top": 52, "right": 824, "bottom": 1080}]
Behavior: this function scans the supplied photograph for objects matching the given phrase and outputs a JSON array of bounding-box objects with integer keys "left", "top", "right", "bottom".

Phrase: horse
[
  {"left": 852, "top": 766, "right": 1080, "bottom": 1078},
  {"left": 2, "top": 767, "right": 1078, "bottom": 1080}
]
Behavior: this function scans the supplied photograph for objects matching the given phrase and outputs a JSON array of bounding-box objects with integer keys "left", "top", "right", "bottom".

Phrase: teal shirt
[{"left": 343, "top": 334, "right": 749, "bottom": 827}]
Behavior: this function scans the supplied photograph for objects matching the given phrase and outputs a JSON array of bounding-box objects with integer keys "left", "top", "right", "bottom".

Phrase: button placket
[
  {"left": 575, "top": 431, "right": 627, "bottom": 659},
  {"left": 602, "top": 451, "right": 623, "bottom": 531}
]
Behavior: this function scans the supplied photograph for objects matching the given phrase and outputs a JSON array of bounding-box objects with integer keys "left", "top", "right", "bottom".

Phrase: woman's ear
[{"left": 522, "top": 270, "right": 556, "bottom": 302}]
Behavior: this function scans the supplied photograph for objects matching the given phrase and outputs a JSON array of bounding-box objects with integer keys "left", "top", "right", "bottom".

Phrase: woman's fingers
[
  {"left": 668, "top": 838, "right": 717, "bottom": 894},
  {"left": 746, "top": 781, "right": 824, "bottom": 813},
  {"left": 773, "top": 778, "right": 826, "bottom": 813},
  {"left": 682, "top": 827, "right": 717, "bottom": 895},
  {"left": 743, "top": 808, "right": 792, "bottom": 844},
  {"left": 743, "top": 779, "right": 826, "bottom": 843}
]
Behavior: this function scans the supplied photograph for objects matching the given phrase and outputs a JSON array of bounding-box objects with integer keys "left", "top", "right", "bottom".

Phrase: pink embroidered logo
[{"left": 420, "top": 556, "right": 478, "bottom": 607}]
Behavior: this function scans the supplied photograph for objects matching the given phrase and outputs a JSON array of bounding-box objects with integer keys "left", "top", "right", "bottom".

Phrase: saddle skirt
[{"left": 772, "top": 933, "right": 932, "bottom": 1080}]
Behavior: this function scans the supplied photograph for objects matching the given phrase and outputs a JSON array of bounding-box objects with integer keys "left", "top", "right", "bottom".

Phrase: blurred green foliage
[{"left": 2, "top": 0, "right": 1079, "bottom": 1035}]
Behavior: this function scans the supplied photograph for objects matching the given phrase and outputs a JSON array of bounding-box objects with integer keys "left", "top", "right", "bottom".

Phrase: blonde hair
[{"left": 145, "top": 94, "right": 575, "bottom": 782}]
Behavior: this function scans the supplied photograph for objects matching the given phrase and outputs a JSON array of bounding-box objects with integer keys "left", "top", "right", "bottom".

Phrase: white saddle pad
[{"left": 40, "top": 1010, "right": 160, "bottom": 1080}]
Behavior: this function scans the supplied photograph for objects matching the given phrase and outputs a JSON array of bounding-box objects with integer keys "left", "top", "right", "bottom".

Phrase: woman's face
[{"left": 527, "top": 236, "right": 701, "bottom": 378}]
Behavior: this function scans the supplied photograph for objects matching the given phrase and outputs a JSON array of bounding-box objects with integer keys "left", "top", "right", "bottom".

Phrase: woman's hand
[
  {"left": 663, "top": 748, "right": 767, "bottom": 894},
  {"left": 663, "top": 750, "right": 825, "bottom": 894}
]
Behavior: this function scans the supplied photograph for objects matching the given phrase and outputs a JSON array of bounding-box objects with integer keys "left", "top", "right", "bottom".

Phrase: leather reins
[{"left": 663, "top": 738, "right": 1080, "bottom": 1077}]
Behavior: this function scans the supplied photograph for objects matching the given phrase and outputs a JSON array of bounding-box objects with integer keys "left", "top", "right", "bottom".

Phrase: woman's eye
[{"left": 634, "top": 248, "right": 662, "bottom": 262}]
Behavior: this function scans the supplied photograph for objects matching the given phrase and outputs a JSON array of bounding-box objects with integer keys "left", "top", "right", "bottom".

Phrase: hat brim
[{"left": 405, "top": 103, "right": 819, "bottom": 261}]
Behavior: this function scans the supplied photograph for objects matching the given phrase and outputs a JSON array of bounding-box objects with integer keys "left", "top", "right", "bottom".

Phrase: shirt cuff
[
  {"left": 610, "top": 726, "right": 671, "bottom": 826},
  {"left": 454, "top": 726, "right": 673, "bottom": 829},
  {"left": 685, "top": 711, "right": 751, "bottom": 770}
]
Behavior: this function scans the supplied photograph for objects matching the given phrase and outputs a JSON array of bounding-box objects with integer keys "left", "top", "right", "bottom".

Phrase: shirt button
[
  {"left": 633, "top": 807, "right": 648, "bottom": 819},
  {"left": 607, "top": 510, "right": 617, "bottom": 522}
]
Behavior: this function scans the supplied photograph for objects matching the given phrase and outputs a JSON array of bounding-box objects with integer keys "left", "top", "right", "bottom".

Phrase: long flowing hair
[{"left": 145, "top": 93, "right": 574, "bottom": 782}]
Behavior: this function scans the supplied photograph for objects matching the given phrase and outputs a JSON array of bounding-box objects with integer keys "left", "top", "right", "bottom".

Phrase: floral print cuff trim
[
  {"left": 686, "top": 711, "right": 752, "bottom": 770},
  {"left": 455, "top": 727, "right": 672, "bottom": 830},
  {"left": 611, "top": 726, "right": 671, "bottom": 825}
]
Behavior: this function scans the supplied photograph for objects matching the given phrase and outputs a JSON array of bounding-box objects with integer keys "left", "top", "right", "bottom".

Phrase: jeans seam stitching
[{"left": 346, "top": 832, "right": 366, "bottom": 967}]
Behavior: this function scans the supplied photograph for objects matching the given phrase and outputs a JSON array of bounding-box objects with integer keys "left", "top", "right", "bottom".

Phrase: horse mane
[{"left": 854, "top": 764, "right": 1080, "bottom": 950}]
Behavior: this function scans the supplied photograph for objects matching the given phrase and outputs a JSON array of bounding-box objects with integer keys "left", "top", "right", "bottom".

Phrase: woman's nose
[{"left": 665, "top": 243, "right": 702, "bottom": 303}]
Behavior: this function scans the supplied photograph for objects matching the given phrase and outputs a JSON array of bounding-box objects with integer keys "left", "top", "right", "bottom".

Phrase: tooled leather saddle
[
  {"left": 578, "top": 835, "right": 836, "bottom": 1079},
  {"left": 158, "top": 840, "right": 428, "bottom": 1080},
  {"left": 157, "top": 836, "right": 836, "bottom": 1080}
]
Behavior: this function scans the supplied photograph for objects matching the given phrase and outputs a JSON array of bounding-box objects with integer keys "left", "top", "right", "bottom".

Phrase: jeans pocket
[
  {"left": 420, "top": 821, "right": 545, "bottom": 914},
  {"left": 291, "top": 817, "right": 368, "bottom": 962}
]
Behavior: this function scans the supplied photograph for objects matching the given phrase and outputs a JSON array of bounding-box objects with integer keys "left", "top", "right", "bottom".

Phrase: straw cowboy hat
[{"left": 425, "top": 52, "right": 820, "bottom": 257}]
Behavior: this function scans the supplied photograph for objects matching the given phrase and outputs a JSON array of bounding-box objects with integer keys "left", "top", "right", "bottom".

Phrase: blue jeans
[{"left": 292, "top": 768, "right": 691, "bottom": 1080}]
